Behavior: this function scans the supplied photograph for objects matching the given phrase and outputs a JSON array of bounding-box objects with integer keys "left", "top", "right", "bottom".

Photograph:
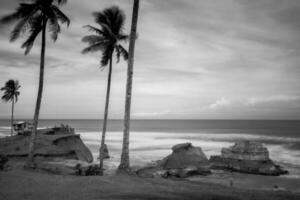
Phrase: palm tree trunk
[
  {"left": 99, "top": 56, "right": 113, "bottom": 170},
  {"left": 11, "top": 97, "right": 14, "bottom": 136},
  {"left": 26, "top": 18, "right": 47, "bottom": 166},
  {"left": 118, "top": 0, "right": 140, "bottom": 171}
]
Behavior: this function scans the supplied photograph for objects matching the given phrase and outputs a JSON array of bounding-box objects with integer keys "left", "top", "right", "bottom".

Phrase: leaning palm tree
[
  {"left": 1, "top": 80, "right": 21, "bottom": 136},
  {"left": 119, "top": 0, "right": 140, "bottom": 172},
  {"left": 0, "top": 0, "right": 70, "bottom": 166},
  {"left": 82, "top": 6, "right": 128, "bottom": 170}
]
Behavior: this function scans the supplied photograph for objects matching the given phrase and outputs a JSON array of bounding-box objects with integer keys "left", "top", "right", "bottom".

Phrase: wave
[{"left": 0, "top": 126, "right": 12, "bottom": 130}]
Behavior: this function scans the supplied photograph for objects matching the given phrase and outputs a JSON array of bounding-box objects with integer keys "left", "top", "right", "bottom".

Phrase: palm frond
[
  {"left": 53, "top": 0, "right": 68, "bottom": 6},
  {"left": 83, "top": 25, "right": 104, "bottom": 36},
  {"left": 52, "top": 5, "right": 70, "bottom": 26},
  {"left": 101, "top": 48, "right": 113, "bottom": 67},
  {"left": 0, "top": 3, "right": 36, "bottom": 24},
  {"left": 115, "top": 44, "right": 128, "bottom": 62},
  {"left": 82, "top": 41, "right": 109, "bottom": 54},
  {"left": 118, "top": 34, "right": 129, "bottom": 42},
  {"left": 93, "top": 11, "right": 110, "bottom": 28},
  {"left": 21, "top": 15, "right": 43, "bottom": 55},
  {"left": 82, "top": 35, "right": 106, "bottom": 45}
]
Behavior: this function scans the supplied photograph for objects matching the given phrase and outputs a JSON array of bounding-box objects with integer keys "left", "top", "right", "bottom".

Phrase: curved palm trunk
[
  {"left": 11, "top": 97, "right": 14, "bottom": 136},
  {"left": 26, "top": 18, "right": 47, "bottom": 166},
  {"left": 118, "top": 0, "right": 140, "bottom": 171},
  {"left": 99, "top": 56, "right": 113, "bottom": 170}
]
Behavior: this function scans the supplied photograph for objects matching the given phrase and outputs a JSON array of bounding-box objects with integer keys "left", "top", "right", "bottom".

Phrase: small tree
[
  {"left": 82, "top": 6, "right": 128, "bottom": 170},
  {"left": 1, "top": 80, "right": 21, "bottom": 136}
]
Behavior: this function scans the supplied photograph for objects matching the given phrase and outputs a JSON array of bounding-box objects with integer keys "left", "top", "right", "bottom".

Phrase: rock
[
  {"left": 36, "top": 160, "right": 102, "bottom": 176},
  {"left": 0, "top": 154, "right": 8, "bottom": 170},
  {"left": 98, "top": 144, "right": 110, "bottom": 160},
  {"left": 210, "top": 140, "right": 288, "bottom": 175},
  {"left": 160, "top": 143, "right": 209, "bottom": 170},
  {"left": 76, "top": 163, "right": 103, "bottom": 176},
  {"left": 221, "top": 140, "right": 269, "bottom": 161},
  {"left": 137, "top": 143, "right": 211, "bottom": 178},
  {"left": 0, "top": 125, "right": 93, "bottom": 163}
]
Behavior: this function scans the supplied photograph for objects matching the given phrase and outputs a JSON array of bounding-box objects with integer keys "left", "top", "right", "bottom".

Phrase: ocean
[{"left": 0, "top": 119, "right": 300, "bottom": 178}]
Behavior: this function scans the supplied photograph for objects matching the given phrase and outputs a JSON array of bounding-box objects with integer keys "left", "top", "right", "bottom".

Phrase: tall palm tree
[
  {"left": 0, "top": 0, "right": 70, "bottom": 166},
  {"left": 82, "top": 6, "right": 128, "bottom": 170},
  {"left": 119, "top": 0, "right": 140, "bottom": 172},
  {"left": 1, "top": 80, "right": 21, "bottom": 136}
]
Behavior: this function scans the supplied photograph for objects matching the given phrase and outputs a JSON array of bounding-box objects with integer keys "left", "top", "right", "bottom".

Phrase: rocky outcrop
[
  {"left": 0, "top": 125, "right": 93, "bottom": 163},
  {"left": 36, "top": 160, "right": 102, "bottom": 176},
  {"left": 137, "top": 143, "right": 211, "bottom": 178},
  {"left": 221, "top": 141, "right": 269, "bottom": 161},
  {"left": 210, "top": 140, "right": 288, "bottom": 175},
  {"left": 160, "top": 143, "right": 209, "bottom": 169}
]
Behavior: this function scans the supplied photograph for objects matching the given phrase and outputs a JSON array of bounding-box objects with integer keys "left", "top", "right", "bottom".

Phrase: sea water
[{"left": 0, "top": 119, "right": 299, "bottom": 178}]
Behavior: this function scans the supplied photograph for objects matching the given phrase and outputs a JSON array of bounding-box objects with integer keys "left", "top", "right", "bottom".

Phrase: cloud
[
  {"left": 133, "top": 110, "right": 170, "bottom": 118},
  {"left": 246, "top": 95, "right": 300, "bottom": 106},
  {"left": 0, "top": 0, "right": 300, "bottom": 119},
  {"left": 208, "top": 98, "right": 231, "bottom": 109}
]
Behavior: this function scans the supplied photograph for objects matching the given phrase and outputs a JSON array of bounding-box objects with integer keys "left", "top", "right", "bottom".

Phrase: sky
[{"left": 0, "top": 0, "right": 300, "bottom": 120}]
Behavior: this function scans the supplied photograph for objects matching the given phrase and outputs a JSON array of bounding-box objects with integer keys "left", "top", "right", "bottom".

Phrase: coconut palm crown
[
  {"left": 0, "top": 0, "right": 70, "bottom": 55},
  {"left": 82, "top": 6, "right": 128, "bottom": 66},
  {"left": 1, "top": 80, "right": 20, "bottom": 103}
]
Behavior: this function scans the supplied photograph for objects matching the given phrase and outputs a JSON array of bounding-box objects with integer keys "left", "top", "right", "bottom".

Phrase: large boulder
[
  {"left": 210, "top": 140, "right": 288, "bottom": 176},
  {"left": 137, "top": 143, "right": 211, "bottom": 178},
  {"left": 160, "top": 143, "right": 209, "bottom": 169},
  {"left": 0, "top": 125, "right": 93, "bottom": 163}
]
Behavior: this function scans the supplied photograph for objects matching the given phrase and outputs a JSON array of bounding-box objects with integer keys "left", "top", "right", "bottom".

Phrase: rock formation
[
  {"left": 36, "top": 160, "right": 102, "bottom": 176},
  {"left": 210, "top": 140, "right": 288, "bottom": 175},
  {"left": 137, "top": 143, "right": 211, "bottom": 178},
  {"left": 0, "top": 125, "right": 93, "bottom": 163},
  {"left": 160, "top": 143, "right": 209, "bottom": 169}
]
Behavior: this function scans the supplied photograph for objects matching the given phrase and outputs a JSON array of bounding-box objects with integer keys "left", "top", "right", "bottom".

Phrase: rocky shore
[
  {"left": 0, "top": 125, "right": 102, "bottom": 175},
  {"left": 137, "top": 141, "right": 288, "bottom": 178}
]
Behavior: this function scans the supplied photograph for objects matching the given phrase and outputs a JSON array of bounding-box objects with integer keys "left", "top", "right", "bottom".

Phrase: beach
[
  {"left": 1, "top": 119, "right": 300, "bottom": 199},
  {"left": 1, "top": 166, "right": 300, "bottom": 200}
]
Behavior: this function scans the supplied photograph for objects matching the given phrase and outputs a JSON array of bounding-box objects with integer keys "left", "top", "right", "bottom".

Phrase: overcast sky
[{"left": 0, "top": 0, "right": 299, "bottom": 119}]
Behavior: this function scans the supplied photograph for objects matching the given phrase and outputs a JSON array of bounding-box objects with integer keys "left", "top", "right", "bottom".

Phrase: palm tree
[
  {"left": 1, "top": 80, "right": 21, "bottom": 136},
  {"left": 118, "top": 0, "right": 140, "bottom": 172},
  {"left": 0, "top": 0, "right": 70, "bottom": 166},
  {"left": 82, "top": 6, "right": 128, "bottom": 170}
]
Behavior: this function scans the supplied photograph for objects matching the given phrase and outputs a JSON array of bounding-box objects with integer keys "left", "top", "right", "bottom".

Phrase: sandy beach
[{"left": 1, "top": 161, "right": 300, "bottom": 200}]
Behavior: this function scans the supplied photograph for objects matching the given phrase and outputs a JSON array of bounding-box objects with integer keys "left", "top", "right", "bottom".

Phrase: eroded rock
[
  {"left": 137, "top": 143, "right": 211, "bottom": 178},
  {"left": 0, "top": 125, "right": 93, "bottom": 163},
  {"left": 210, "top": 140, "right": 288, "bottom": 176}
]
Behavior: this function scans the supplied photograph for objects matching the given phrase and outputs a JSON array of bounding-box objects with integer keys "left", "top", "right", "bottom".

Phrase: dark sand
[{"left": 1, "top": 167, "right": 300, "bottom": 200}]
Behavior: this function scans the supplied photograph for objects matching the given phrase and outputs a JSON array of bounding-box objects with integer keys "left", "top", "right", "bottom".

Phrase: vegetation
[
  {"left": 82, "top": 6, "right": 129, "bottom": 170},
  {"left": 0, "top": 0, "right": 70, "bottom": 166},
  {"left": 1, "top": 80, "right": 21, "bottom": 136},
  {"left": 119, "top": 0, "right": 140, "bottom": 171}
]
